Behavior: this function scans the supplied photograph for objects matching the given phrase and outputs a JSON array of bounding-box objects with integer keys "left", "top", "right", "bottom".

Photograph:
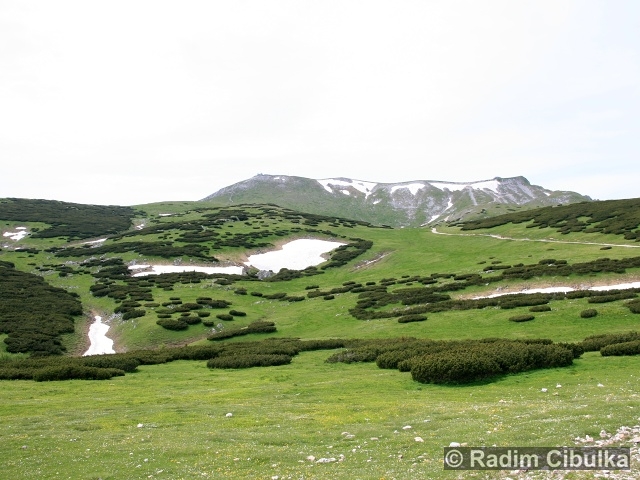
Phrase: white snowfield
[
  {"left": 317, "top": 178, "right": 504, "bottom": 198},
  {"left": 244, "top": 238, "right": 346, "bottom": 271},
  {"left": 83, "top": 316, "right": 115, "bottom": 356},
  {"left": 390, "top": 183, "right": 425, "bottom": 195},
  {"left": 431, "top": 179, "right": 501, "bottom": 193},
  {"left": 3, "top": 226, "right": 28, "bottom": 241},
  {"left": 317, "top": 178, "right": 377, "bottom": 198},
  {"left": 130, "top": 264, "right": 244, "bottom": 276}
]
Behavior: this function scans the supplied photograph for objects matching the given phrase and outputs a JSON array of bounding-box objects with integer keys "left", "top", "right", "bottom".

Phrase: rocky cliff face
[{"left": 202, "top": 174, "right": 591, "bottom": 227}]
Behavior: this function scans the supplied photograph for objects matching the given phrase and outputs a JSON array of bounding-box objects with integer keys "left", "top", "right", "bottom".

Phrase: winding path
[{"left": 431, "top": 227, "right": 640, "bottom": 249}]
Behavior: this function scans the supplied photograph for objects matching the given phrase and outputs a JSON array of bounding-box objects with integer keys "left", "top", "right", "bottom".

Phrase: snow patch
[
  {"left": 83, "top": 316, "right": 115, "bottom": 356},
  {"left": 244, "top": 239, "right": 346, "bottom": 271},
  {"left": 81, "top": 238, "right": 107, "bottom": 245},
  {"left": 431, "top": 179, "right": 500, "bottom": 193},
  {"left": 475, "top": 282, "right": 640, "bottom": 299},
  {"left": 431, "top": 182, "right": 468, "bottom": 192},
  {"left": 391, "top": 183, "right": 425, "bottom": 195},
  {"left": 130, "top": 264, "right": 244, "bottom": 276},
  {"left": 317, "top": 178, "right": 377, "bottom": 198},
  {"left": 3, "top": 227, "right": 29, "bottom": 241}
]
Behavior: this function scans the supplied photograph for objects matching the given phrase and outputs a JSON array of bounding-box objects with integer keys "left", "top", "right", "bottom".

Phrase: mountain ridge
[{"left": 202, "top": 174, "right": 591, "bottom": 227}]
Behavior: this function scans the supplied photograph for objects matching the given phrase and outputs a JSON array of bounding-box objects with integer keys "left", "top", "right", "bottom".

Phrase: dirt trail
[{"left": 431, "top": 228, "right": 640, "bottom": 248}]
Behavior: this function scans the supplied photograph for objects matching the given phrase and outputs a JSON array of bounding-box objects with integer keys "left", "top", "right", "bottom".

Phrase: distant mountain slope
[{"left": 202, "top": 174, "right": 591, "bottom": 227}]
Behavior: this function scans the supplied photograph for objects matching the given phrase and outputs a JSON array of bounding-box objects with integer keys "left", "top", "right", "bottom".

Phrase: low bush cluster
[
  {"left": 397, "top": 314, "right": 427, "bottom": 324},
  {"left": 0, "top": 198, "right": 135, "bottom": 239},
  {"left": 206, "top": 354, "right": 291, "bottom": 369},
  {"left": 509, "top": 314, "right": 535, "bottom": 322},
  {"left": 600, "top": 340, "right": 640, "bottom": 356},
  {"left": 156, "top": 318, "right": 190, "bottom": 330},
  {"left": 580, "top": 309, "right": 598, "bottom": 318},
  {"left": 409, "top": 341, "right": 574, "bottom": 384},
  {"left": 0, "top": 261, "right": 82, "bottom": 356},
  {"left": 326, "top": 337, "right": 578, "bottom": 384},
  {"left": 580, "top": 331, "right": 640, "bottom": 351}
]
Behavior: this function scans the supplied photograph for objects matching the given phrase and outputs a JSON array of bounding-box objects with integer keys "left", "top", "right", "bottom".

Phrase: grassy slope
[{"left": 1, "top": 201, "right": 640, "bottom": 478}]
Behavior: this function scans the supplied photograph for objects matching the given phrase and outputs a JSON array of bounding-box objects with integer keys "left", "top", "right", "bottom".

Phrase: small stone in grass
[{"left": 225, "top": 413, "right": 233, "bottom": 417}]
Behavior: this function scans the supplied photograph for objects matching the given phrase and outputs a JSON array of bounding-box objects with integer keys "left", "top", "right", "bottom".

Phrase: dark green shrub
[
  {"left": 156, "top": 319, "right": 189, "bottom": 331},
  {"left": 183, "top": 316, "right": 202, "bottom": 325},
  {"left": 122, "top": 309, "right": 146, "bottom": 320},
  {"left": 173, "top": 303, "right": 202, "bottom": 312},
  {"left": 397, "top": 314, "right": 427, "bottom": 324},
  {"left": 529, "top": 305, "right": 551, "bottom": 312},
  {"left": 216, "top": 314, "right": 234, "bottom": 321},
  {"left": 600, "top": 340, "right": 640, "bottom": 356},
  {"left": 210, "top": 300, "right": 232, "bottom": 308},
  {"left": 229, "top": 310, "right": 247, "bottom": 317},
  {"left": 588, "top": 292, "right": 637, "bottom": 303},
  {"left": 299, "top": 339, "right": 348, "bottom": 351},
  {"left": 207, "top": 354, "right": 291, "bottom": 369},
  {"left": 33, "top": 366, "right": 125, "bottom": 381},
  {"left": 286, "top": 296, "right": 305, "bottom": 302},
  {"left": 409, "top": 342, "right": 573, "bottom": 384},
  {"left": 580, "top": 309, "right": 598, "bottom": 318},
  {"left": 580, "top": 331, "right": 640, "bottom": 351},
  {"left": 80, "top": 356, "right": 140, "bottom": 372},
  {"left": 509, "top": 314, "right": 535, "bottom": 322},
  {"left": 556, "top": 342, "right": 584, "bottom": 358},
  {"left": 626, "top": 299, "right": 640, "bottom": 314},
  {"left": 323, "top": 295, "right": 335, "bottom": 300}
]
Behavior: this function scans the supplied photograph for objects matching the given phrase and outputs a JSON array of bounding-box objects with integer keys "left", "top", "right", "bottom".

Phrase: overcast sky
[{"left": 1, "top": 1, "right": 638, "bottom": 206}]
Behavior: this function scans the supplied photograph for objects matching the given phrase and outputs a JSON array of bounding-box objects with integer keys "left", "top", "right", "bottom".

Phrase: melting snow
[
  {"left": 475, "top": 282, "right": 640, "bottom": 299},
  {"left": 129, "top": 264, "right": 244, "bottom": 276},
  {"left": 244, "top": 239, "right": 346, "bottom": 271},
  {"left": 592, "top": 282, "right": 640, "bottom": 291},
  {"left": 128, "top": 239, "right": 345, "bottom": 276},
  {"left": 391, "top": 183, "right": 425, "bottom": 195},
  {"left": 83, "top": 315, "right": 115, "bottom": 356},
  {"left": 3, "top": 227, "right": 28, "bottom": 241},
  {"left": 431, "top": 179, "right": 500, "bottom": 193},
  {"left": 81, "top": 238, "right": 107, "bottom": 245},
  {"left": 317, "top": 179, "right": 377, "bottom": 198}
]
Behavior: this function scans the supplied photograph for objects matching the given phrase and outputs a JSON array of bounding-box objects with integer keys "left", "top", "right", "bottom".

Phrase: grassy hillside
[{"left": 1, "top": 198, "right": 640, "bottom": 478}]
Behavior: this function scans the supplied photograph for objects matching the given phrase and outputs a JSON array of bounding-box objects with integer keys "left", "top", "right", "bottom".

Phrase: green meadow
[{"left": 1, "top": 199, "right": 640, "bottom": 479}]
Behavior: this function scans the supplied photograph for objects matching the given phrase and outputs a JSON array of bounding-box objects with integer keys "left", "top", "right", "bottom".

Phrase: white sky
[{"left": 1, "top": 0, "right": 638, "bottom": 206}]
